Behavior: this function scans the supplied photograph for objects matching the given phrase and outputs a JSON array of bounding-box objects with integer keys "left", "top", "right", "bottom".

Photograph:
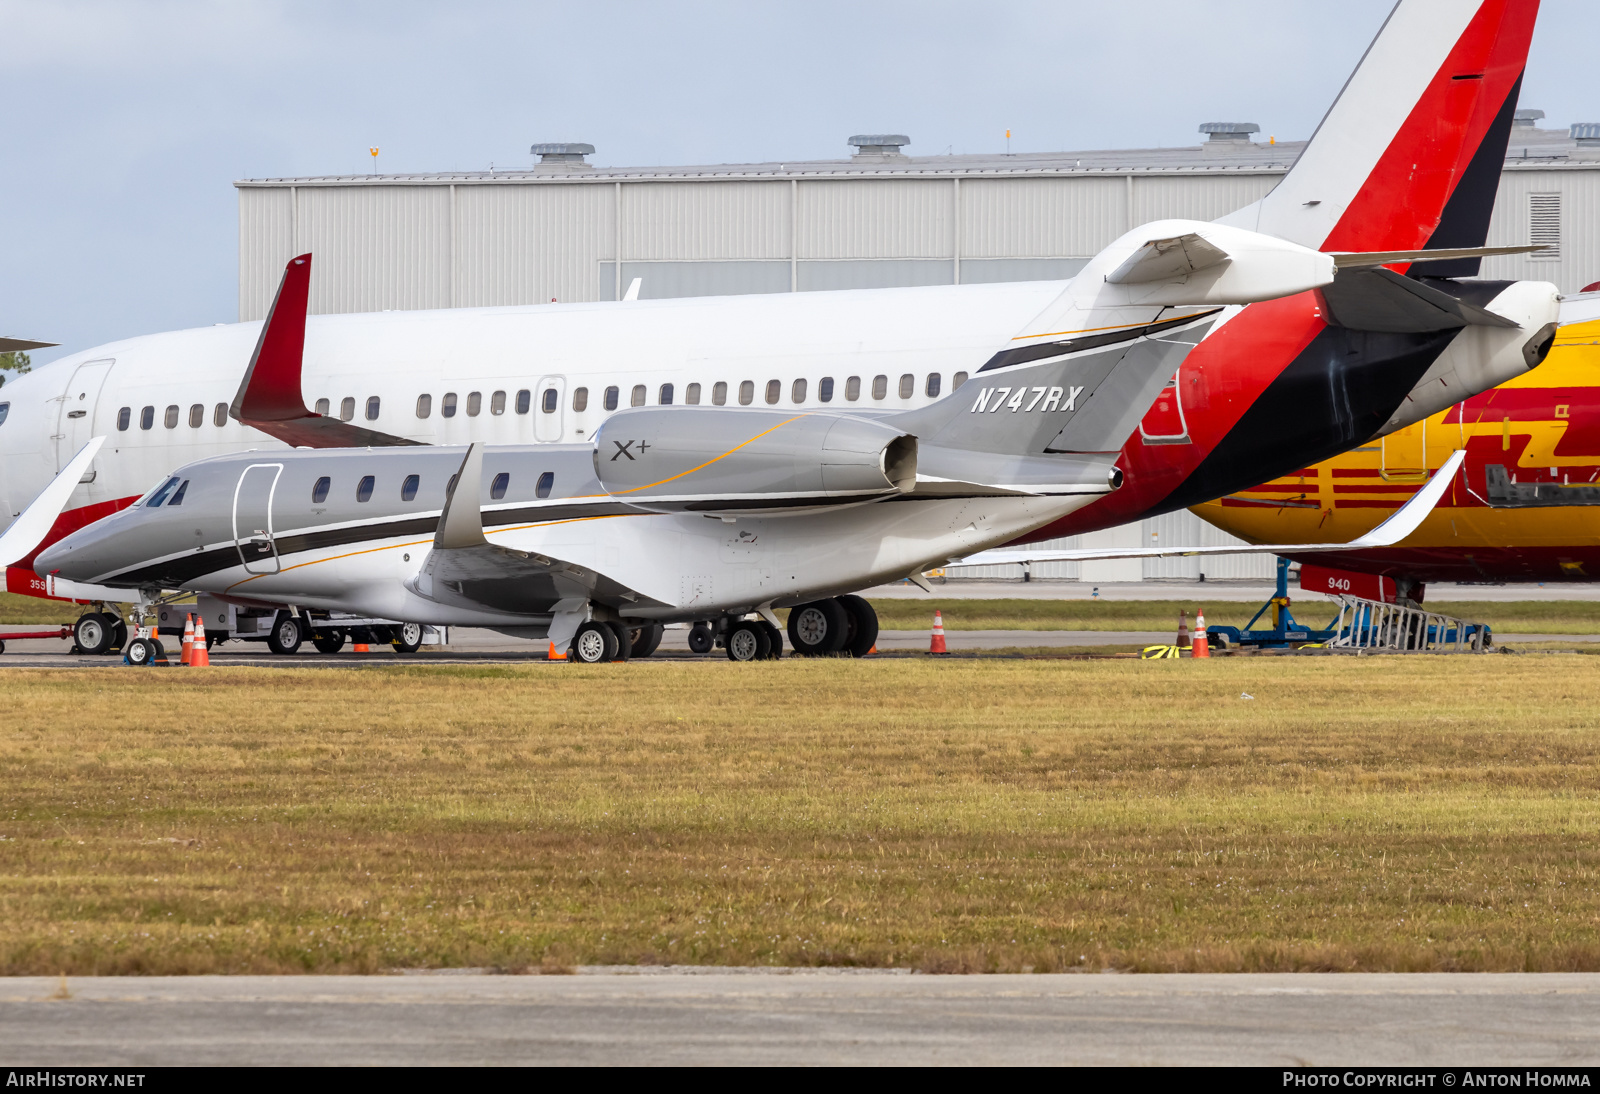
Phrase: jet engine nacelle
[{"left": 593, "top": 407, "right": 917, "bottom": 512}]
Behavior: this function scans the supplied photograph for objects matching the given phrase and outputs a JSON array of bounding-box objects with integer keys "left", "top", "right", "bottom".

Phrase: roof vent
[
  {"left": 530, "top": 142, "right": 595, "bottom": 166},
  {"left": 849, "top": 134, "right": 910, "bottom": 159},
  {"left": 1571, "top": 123, "right": 1600, "bottom": 148},
  {"left": 1199, "top": 122, "right": 1259, "bottom": 143},
  {"left": 1514, "top": 109, "right": 1546, "bottom": 128}
]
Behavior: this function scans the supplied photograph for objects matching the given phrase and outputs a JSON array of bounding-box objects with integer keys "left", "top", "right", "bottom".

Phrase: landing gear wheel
[
  {"left": 605, "top": 621, "right": 631, "bottom": 661},
  {"left": 836, "top": 594, "right": 879, "bottom": 658},
  {"left": 0, "top": 639, "right": 6, "bottom": 655},
  {"left": 266, "top": 615, "right": 303, "bottom": 655},
  {"left": 124, "top": 637, "right": 155, "bottom": 666},
  {"left": 631, "top": 623, "right": 664, "bottom": 658},
  {"left": 726, "top": 620, "right": 770, "bottom": 662},
  {"left": 152, "top": 639, "right": 167, "bottom": 662},
  {"left": 786, "top": 600, "right": 849, "bottom": 656},
  {"left": 109, "top": 618, "right": 127, "bottom": 653},
  {"left": 392, "top": 622, "right": 424, "bottom": 653},
  {"left": 759, "top": 620, "right": 783, "bottom": 659},
  {"left": 74, "top": 612, "right": 115, "bottom": 655},
  {"left": 312, "top": 629, "right": 346, "bottom": 654},
  {"left": 687, "top": 623, "right": 715, "bottom": 655},
  {"left": 570, "top": 622, "right": 618, "bottom": 664}
]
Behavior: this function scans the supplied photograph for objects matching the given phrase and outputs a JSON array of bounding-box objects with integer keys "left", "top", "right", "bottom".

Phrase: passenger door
[
  {"left": 534, "top": 375, "right": 566, "bottom": 442},
  {"left": 54, "top": 358, "right": 115, "bottom": 471},
  {"left": 233, "top": 463, "right": 284, "bottom": 574}
]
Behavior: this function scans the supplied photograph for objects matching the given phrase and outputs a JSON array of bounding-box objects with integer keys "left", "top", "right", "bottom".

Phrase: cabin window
[
  {"left": 401, "top": 474, "right": 419, "bottom": 502},
  {"left": 712, "top": 381, "right": 728, "bottom": 406},
  {"left": 952, "top": 371, "right": 968, "bottom": 390},
  {"left": 442, "top": 392, "right": 458, "bottom": 418},
  {"left": 572, "top": 387, "right": 588, "bottom": 412},
  {"left": 516, "top": 389, "right": 532, "bottom": 414},
  {"left": 792, "top": 379, "right": 807, "bottom": 404},
  {"left": 765, "top": 380, "right": 780, "bottom": 405},
  {"left": 0, "top": 403, "right": 7, "bottom": 427},
  {"left": 490, "top": 472, "right": 510, "bottom": 500},
  {"left": 366, "top": 396, "right": 381, "bottom": 421},
  {"left": 685, "top": 383, "right": 701, "bottom": 405},
  {"left": 146, "top": 477, "right": 180, "bottom": 507},
  {"left": 340, "top": 397, "right": 356, "bottom": 421},
  {"left": 925, "top": 373, "right": 941, "bottom": 398},
  {"left": 603, "top": 386, "right": 620, "bottom": 411},
  {"left": 738, "top": 380, "right": 754, "bottom": 406},
  {"left": 416, "top": 394, "right": 432, "bottom": 418},
  {"left": 356, "top": 475, "right": 375, "bottom": 503},
  {"left": 630, "top": 384, "right": 646, "bottom": 407},
  {"left": 659, "top": 383, "right": 674, "bottom": 405},
  {"left": 312, "top": 477, "right": 331, "bottom": 504},
  {"left": 819, "top": 377, "right": 834, "bottom": 403},
  {"left": 164, "top": 405, "right": 179, "bottom": 429},
  {"left": 140, "top": 406, "right": 155, "bottom": 430},
  {"left": 314, "top": 398, "right": 330, "bottom": 416},
  {"left": 536, "top": 471, "right": 554, "bottom": 499},
  {"left": 845, "top": 376, "right": 861, "bottom": 401},
  {"left": 898, "top": 374, "right": 914, "bottom": 399},
  {"left": 187, "top": 404, "right": 203, "bottom": 428},
  {"left": 214, "top": 402, "right": 228, "bottom": 427},
  {"left": 490, "top": 390, "right": 506, "bottom": 415},
  {"left": 117, "top": 407, "right": 130, "bottom": 431},
  {"left": 467, "top": 391, "right": 482, "bottom": 416},
  {"left": 167, "top": 480, "right": 189, "bottom": 506},
  {"left": 872, "top": 375, "right": 888, "bottom": 400},
  {"left": 542, "top": 388, "right": 558, "bottom": 413}
]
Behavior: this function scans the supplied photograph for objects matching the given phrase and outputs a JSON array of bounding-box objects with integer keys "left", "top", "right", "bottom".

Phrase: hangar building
[{"left": 235, "top": 114, "right": 1600, "bottom": 583}]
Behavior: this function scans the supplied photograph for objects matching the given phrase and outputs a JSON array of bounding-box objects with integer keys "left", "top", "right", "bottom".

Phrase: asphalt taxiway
[{"left": 3, "top": 971, "right": 1598, "bottom": 1066}]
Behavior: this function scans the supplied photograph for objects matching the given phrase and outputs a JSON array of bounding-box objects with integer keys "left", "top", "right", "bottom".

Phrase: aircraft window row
[
  {"left": 306, "top": 471, "right": 555, "bottom": 504},
  {"left": 145, "top": 476, "right": 189, "bottom": 507},
  {"left": 330, "top": 371, "right": 970, "bottom": 435},
  {"left": 119, "top": 402, "right": 233, "bottom": 432}
]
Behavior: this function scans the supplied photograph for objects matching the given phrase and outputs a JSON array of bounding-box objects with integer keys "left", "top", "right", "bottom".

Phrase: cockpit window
[
  {"left": 167, "top": 480, "right": 189, "bottom": 506},
  {"left": 145, "top": 477, "right": 181, "bottom": 507}
]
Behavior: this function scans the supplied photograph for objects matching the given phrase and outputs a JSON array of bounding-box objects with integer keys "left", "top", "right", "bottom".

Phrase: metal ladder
[{"left": 1325, "top": 597, "right": 1491, "bottom": 653}]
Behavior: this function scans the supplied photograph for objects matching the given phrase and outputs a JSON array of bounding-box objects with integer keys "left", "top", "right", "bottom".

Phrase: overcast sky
[{"left": 3, "top": 0, "right": 1596, "bottom": 368}]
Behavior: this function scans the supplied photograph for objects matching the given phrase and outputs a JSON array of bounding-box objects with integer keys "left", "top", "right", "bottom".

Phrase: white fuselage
[{"left": 0, "top": 280, "right": 1066, "bottom": 551}]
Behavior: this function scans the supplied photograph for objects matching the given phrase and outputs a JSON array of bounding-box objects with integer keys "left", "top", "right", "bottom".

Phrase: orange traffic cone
[
  {"left": 180, "top": 613, "right": 194, "bottom": 665},
  {"left": 353, "top": 635, "right": 370, "bottom": 653},
  {"left": 1191, "top": 611, "right": 1210, "bottom": 659},
  {"left": 1176, "top": 609, "right": 1191, "bottom": 649},
  {"left": 190, "top": 616, "right": 211, "bottom": 667},
  {"left": 548, "top": 641, "right": 567, "bottom": 661},
  {"left": 930, "top": 610, "right": 949, "bottom": 654}
]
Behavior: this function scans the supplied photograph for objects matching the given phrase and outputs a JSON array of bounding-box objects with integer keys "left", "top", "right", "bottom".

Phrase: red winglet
[{"left": 229, "top": 254, "right": 421, "bottom": 448}]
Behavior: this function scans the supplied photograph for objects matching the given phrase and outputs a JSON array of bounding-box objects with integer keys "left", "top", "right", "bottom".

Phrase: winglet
[
  {"left": 0, "top": 437, "right": 105, "bottom": 567},
  {"left": 435, "top": 443, "right": 487, "bottom": 550},
  {"left": 1345, "top": 448, "right": 1466, "bottom": 547},
  {"left": 229, "top": 254, "right": 422, "bottom": 448}
]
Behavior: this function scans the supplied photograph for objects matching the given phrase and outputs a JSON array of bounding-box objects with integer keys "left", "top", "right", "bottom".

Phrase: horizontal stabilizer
[
  {"left": 229, "top": 254, "right": 423, "bottom": 448},
  {"left": 0, "top": 336, "right": 58, "bottom": 353},
  {"left": 1105, "top": 233, "right": 1230, "bottom": 285},
  {"left": 0, "top": 437, "right": 104, "bottom": 567},
  {"left": 1330, "top": 245, "right": 1544, "bottom": 269},
  {"left": 1320, "top": 267, "right": 1519, "bottom": 332},
  {"left": 959, "top": 450, "right": 1464, "bottom": 567}
]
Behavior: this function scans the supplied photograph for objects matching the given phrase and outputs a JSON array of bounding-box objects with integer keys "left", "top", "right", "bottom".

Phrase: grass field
[
  {"left": 2, "top": 657, "right": 1599, "bottom": 975},
  {"left": 0, "top": 592, "right": 81, "bottom": 625},
  {"left": 869, "top": 597, "right": 1600, "bottom": 634}
]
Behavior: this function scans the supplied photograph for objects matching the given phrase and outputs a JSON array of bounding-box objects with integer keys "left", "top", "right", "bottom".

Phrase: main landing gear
[
  {"left": 566, "top": 621, "right": 666, "bottom": 664},
  {"left": 683, "top": 596, "right": 879, "bottom": 662}
]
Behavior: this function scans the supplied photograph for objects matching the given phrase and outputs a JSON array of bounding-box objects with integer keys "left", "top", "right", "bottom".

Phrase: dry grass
[
  {"left": 2, "top": 657, "right": 1600, "bottom": 975},
  {"left": 869, "top": 597, "right": 1600, "bottom": 634},
  {"left": 0, "top": 593, "right": 81, "bottom": 626}
]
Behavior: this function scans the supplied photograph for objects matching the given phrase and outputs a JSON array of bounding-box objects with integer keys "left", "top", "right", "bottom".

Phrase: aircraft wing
[
  {"left": 410, "top": 443, "right": 667, "bottom": 632},
  {"left": 229, "top": 254, "right": 423, "bottom": 448},
  {"left": 0, "top": 437, "right": 104, "bottom": 567},
  {"left": 957, "top": 450, "right": 1464, "bottom": 567}
]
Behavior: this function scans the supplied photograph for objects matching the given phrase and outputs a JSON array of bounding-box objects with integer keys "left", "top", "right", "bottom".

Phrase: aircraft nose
[{"left": 35, "top": 522, "right": 115, "bottom": 583}]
